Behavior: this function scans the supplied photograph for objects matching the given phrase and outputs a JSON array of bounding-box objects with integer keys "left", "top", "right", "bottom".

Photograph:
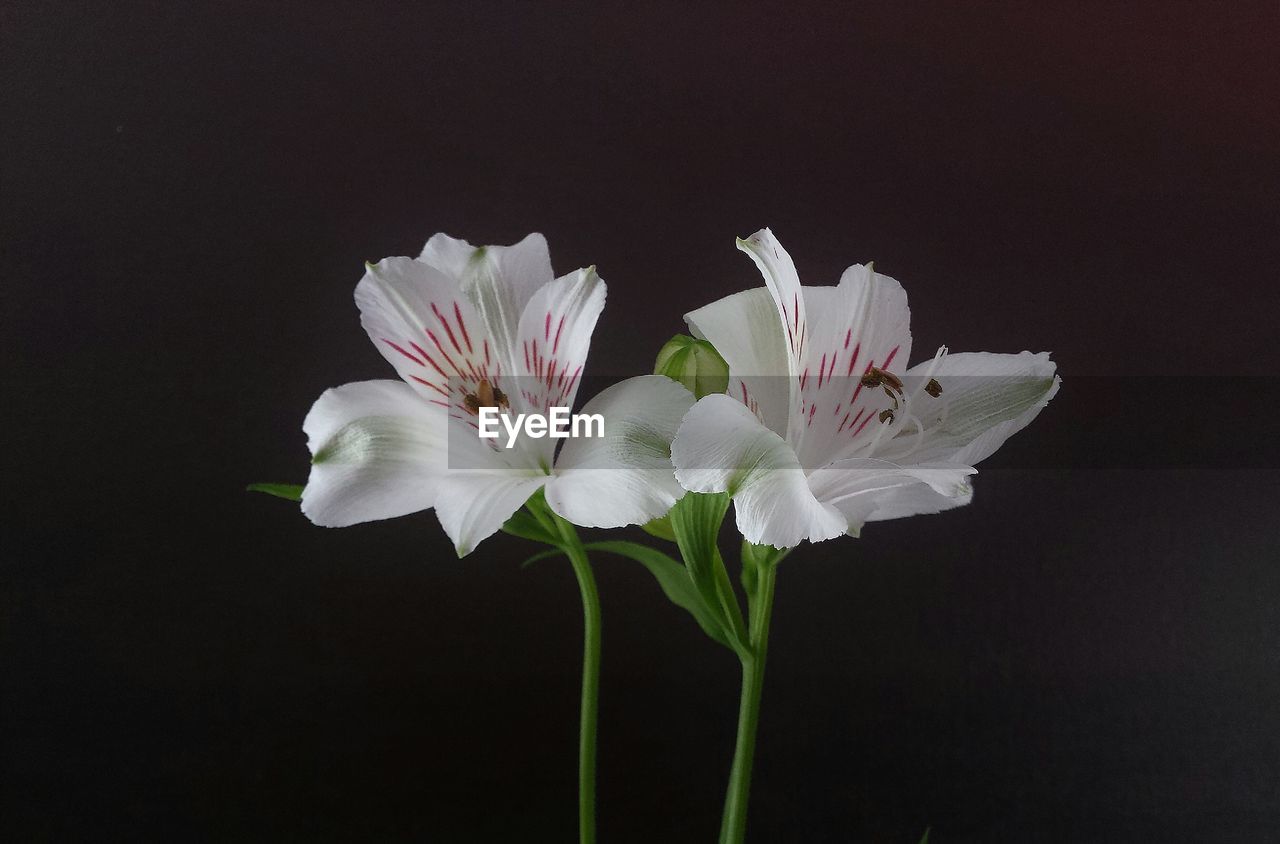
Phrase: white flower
[
  {"left": 671, "top": 228, "right": 1060, "bottom": 549},
  {"left": 302, "top": 233, "right": 693, "bottom": 555}
]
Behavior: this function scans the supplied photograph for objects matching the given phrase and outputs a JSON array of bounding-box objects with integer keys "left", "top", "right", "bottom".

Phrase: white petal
[
  {"left": 301, "top": 380, "right": 447, "bottom": 527},
  {"left": 881, "top": 351, "right": 1059, "bottom": 465},
  {"left": 793, "top": 265, "right": 913, "bottom": 471},
  {"left": 735, "top": 229, "right": 808, "bottom": 439},
  {"left": 672, "top": 394, "right": 846, "bottom": 548},
  {"left": 513, "top": 266, "right": 605, "bottom": 412},
  {"left": 807, "top": 458, "right": 975, "bottom": 534},
  {"left": 546, "top": 375, "right": 694, "bottom": 528},
  {"left": 736, "top": 228, "right": 807, "bottom": 373},
  {"left": 863, "top": 478, "right": 974, "bottom": 523},
  {"left": 433, "top": 471, "right": 549, "bottom": 557},
  {"left": 419, "top": 233, "right": 554, "bottom": 380},
  {"left": 356, "top": 257, "right": 503, "bottom": 411},
  {"left": 684, "top": 287, "right": 793, "bottom": 438}
]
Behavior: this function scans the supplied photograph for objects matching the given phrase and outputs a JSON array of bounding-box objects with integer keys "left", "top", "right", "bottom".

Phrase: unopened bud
[{"left": 654, "top": 335, "right": 730, "bottom": 399}]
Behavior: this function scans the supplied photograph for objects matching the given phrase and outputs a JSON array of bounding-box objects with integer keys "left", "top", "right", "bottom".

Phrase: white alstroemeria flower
[
  {"left": 671, "top": 228, "right": 1060, "bottom": 549},
  {"left": 302, "top": 233, "right": 693, "bottom": 555}
]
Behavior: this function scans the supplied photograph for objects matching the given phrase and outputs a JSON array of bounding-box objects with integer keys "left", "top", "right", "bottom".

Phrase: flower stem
[
  {"left": 720, "top": 557, "right": 779, "bottom": 844},
  {"left": 551, "top": 513, "right": 600, "bottom": 844}
]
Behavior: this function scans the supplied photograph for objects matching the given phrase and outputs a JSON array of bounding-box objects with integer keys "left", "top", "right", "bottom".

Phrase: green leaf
[
  {"left": 246, "top": 483, "right": 303, "bottom": 501},
  {"left": 640, "top": 514, "right": 676, "bottom": 542},
  {"left": 585, "top": 540, "right": 734, "bottom": 650},
  {"left": 501, "top": 506, "right": 561, "bottom": 546},
  {"left": 668, "top": 493, "right": 748, "bottom": 653},
  {"left": 520, "top": 548, "right": 565, "bottom": 569},
  {"left": 917, "top": 827, "right": 931, "bottom": 844}
]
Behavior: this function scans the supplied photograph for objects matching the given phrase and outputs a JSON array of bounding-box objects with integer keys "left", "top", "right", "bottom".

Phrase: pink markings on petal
[
  {"left": 483, "top": 339, "right": 492, "bottom": 366},
  {"left": 882, "top": 345, "right": 900, "bottom": 370},
  {"left": 523, "top": 341, "right": 531, "bottom": 372},
  {"left": 453, "top": 302, "right": 473, "bottom": 353},
  {"left": 426, "top": 330, "right": 465, "bottom": 378},
  {"left": 544, "top": 311, "right": 552, "bottom": 341},
  {"left": 409, "top": 375, "right": 449, "bottom": 397},
  {"left": 853, "top": 410, "right": 872, "bottom": 437},
  {"left": 799, "top": 368, "right": 809, "bottom": 391},
  {"left": 817, "top": 354, "right": 827, "bottom": 389},
  {"left": 837, "top": 411, "right": 851, "bottom": 432},
  {"left": 431, "top": 303, "right": 463, "bottom": 354},
  {"left": 411, "top": 347, "right": 449, "bottom": 380},
  {"left": 553, "top": 315, "right": 566, "bottom": 354},
  {"left": 383, "top": 339, "right": 425, "bottom": 367},
  {"left": 844, "top": 328, "right": 852, "bottom": 349},
  {"left": 847, "top": 342, "right": 861, "bottom": 376},
  {"left": 808, "top": 404, "right": 817, "bottom": 426}
]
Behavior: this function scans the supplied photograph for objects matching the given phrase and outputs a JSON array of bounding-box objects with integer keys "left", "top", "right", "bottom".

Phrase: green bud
[{"left": 653, "top": 334, "right": 729, "bottom": 399}]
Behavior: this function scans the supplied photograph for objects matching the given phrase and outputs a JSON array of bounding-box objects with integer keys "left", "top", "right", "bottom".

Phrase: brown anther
[
  {"left": 879, "top": 408, "right": 895, "bottom": 424},
  {"left": 862, "top": 366, "right": 904, "bottom": 393},
  {"left": 924, "top": 378, "right": 943, "bottom": 398},
  {"left": 465, "top": 378, "right": 511, "bottom": 415}
]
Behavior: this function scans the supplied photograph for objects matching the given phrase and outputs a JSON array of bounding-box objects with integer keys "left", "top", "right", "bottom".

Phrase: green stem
[
  {"left": 720, "top": 559, "right": 778, "bottom": 844},
  {"left": 551, "top": 513, "right": 600, "bottom": 844}
]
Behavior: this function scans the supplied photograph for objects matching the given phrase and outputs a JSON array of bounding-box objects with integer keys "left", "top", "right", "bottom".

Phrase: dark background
[{"left": 4, "top": 1, "right": 1279, "bottom": 840}]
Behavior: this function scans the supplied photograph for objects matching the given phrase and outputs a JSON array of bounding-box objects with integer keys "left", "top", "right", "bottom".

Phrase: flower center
[{"left": 462, "top": 378, "right": 510, "bottom": 416}]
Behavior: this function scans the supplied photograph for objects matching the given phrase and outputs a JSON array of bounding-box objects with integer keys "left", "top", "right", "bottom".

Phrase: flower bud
[{"left": 653, "top": 335, "right": 729, "bottom": 399}]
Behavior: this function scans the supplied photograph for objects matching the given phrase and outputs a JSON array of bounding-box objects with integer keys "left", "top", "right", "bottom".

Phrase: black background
[{"left": 4, "top": 2, "right": 1279, "bottom": 841}]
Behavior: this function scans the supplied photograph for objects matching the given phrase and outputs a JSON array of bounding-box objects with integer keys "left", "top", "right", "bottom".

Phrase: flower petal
[
  {"left": 735, "top": 229, "right": 808, "bottom": 438},
  {"left": 672, "top": 394, "right": 847, "bottom": 548},
  {"left": 794, "top": 264, "right": 913, "bottom": 470},
  {"left": 685, "top": 287, "right": 794, "bottom": 438},
  {"left": 880, "top": 351, "right": 1059, "bottom": 465},
  {"left": 433, "top": 470, "right": 549, "bottom": 557},
  {"left": 546, "top": 375, "right": 694, "bottom": 528},
  {"left": 807, "top": 457, "right": 975, "bottom": 535},
  {"left": 514, "top": 266, "right": 605, "bottom": 414},
  {"left": 356, "top": 257, "right": 502, "bottom": 412},
  {"left": 419, "top": 233, "right": 554, "bottom": 379},
  {"left": 301, "top": 380, "right": 448, "bottom": 527},
  {"left": 736, "top": 228, "right": 807, "bottom": 374},
  {"left": 863, "top": 477, "right": 974, "bottom": 523}
]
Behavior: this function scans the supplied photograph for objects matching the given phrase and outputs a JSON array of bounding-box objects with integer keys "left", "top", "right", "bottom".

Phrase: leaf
[
  {"left": 520, "top": 548, "right": 565, "bottom": 569},
  {"left": 501, "top": 507, "right": 561, "bottom": 546},
  {"left": 245, "top": 482, "right": 303, "bottom": 501},
  {"left": 917, "top": 827, "right": 931, "bottom": 844},
  {"left": 668, "top": 493, "right": 748, "bottom": 653},
  {"left": 585, "top": 540, "right": 734, "bottom": 651},
  {"left": 640, "top": 514, "right": 676, "bottom": 542}
]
